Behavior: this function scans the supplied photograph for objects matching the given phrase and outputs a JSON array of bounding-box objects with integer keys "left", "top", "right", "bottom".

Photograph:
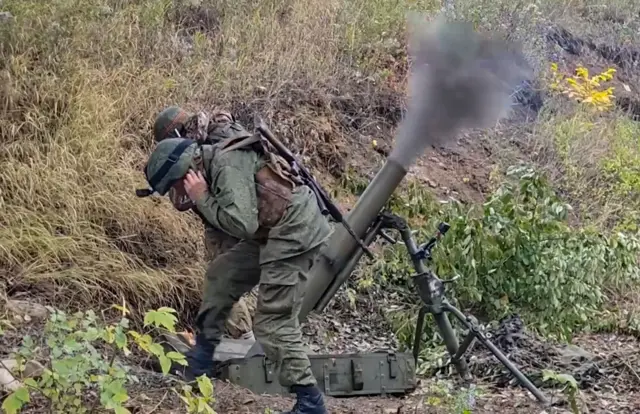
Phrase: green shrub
[
  {"left": 1, "top": 305, "right": 217, "bottom": 414},
  {"left": 360, "top": 166, "right": 640, "bottom": 343}
]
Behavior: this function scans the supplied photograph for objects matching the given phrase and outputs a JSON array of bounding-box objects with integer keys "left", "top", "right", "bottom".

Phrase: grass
[
  {"left": 0, "top": 0, "right": 434, "bottom": 319},
  {"left": 1, "top": 0, "right": 640, "bottom": 331}
]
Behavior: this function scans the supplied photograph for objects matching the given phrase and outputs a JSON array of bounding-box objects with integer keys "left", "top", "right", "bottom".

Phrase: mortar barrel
[{"left": 299, "top": 159, "right": 407, "bottom": 319}]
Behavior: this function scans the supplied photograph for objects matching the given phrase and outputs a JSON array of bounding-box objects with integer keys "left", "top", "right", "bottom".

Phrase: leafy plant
[
  {"left": 542, "top": 370, "right": 580, "bottom": 414},
  {"left": 549, "top": 63, "right": 616, "bottom": 111},
  {"left": 431, "top": 165, "right": 640, "bottom": 339},
  {"left": 2, "top": 305, "right": 188, "bottom": 414},
  {"left": 601, "top": 117, "right": 640, "bottom": 202},
  {"left": 423, "top": 380, "right": 479, "bottom": 414},
  {"left": 178, "top": 375, "right": 217, "bottom": 414},
  {"left": 358, "top": 165, "right": 640, "bottom": 345}
]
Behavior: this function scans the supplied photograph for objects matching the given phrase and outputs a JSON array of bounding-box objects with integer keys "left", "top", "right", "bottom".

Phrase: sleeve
[{"left": 194, "top": 164, "right": 259, "bottom": 238}]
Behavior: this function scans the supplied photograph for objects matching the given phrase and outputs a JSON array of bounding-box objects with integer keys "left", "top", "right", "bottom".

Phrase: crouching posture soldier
[
  {"left": 141, "top": 129, "right": 332, "bottom": 413},
  {"left": 151, "top": 106, "right": 259, "bottom": 340}
]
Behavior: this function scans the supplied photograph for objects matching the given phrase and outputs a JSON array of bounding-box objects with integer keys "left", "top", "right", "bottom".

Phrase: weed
[
  {"left": 542, "top": 370, "right": 581, "bottom": 414},
  {"left": 549, "top": 63, "right": 616, "bottom": 112},
  {"left": 424, "top": 380, "right": 480, "bottom": 414},
  {"left": 0, "top": 304, "right": 218, "bottom": 414},
  {"left": 178, "top": 375, "right": 217, "bottom": 414}
]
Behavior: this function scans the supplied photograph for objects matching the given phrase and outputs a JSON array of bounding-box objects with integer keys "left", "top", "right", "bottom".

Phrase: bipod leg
[
  {"left": 442, "top": 302, "right": 550, "bottom": 406},
  {"left": 432, "top": 311, "right": 472, "bottom": 381},
  {"left": 412, "top": 306, "right": 427, "bottom": 365}
]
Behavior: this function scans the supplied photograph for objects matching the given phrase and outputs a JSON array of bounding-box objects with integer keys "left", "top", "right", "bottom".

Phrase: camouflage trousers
[
  {"left": 196, "top": 238, "right": 319, "bottom": 388},
  {"left": 203, "top": 226, "right": 257, "bottom": 340}
]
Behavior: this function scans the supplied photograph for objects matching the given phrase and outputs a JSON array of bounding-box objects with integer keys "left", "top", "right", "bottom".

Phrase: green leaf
[
  {"left": 115, "top": 329, "right": 127, "bottom": 349},
  {"left": 167, "top": 351, "right": 188, "bottom": 365},
  {"left": 23, "top": 378, "right": 39, "bottom": 388},
  {"left": 113, "top": 391, "right": 129, "bottom": 404},
  {"left": 197, "top": 375, "right": 214, "bottom": 399},
  {"left": 2, "top": 386, "right": 31, "bottom": 414},
  {"left": 149, "top": 343, "right": 165, "bottom": 357},
  {"left": 143, "top": 309, "right": 178, "bottom": 332},
  {"left": 159, "top": 355, "right": 171, "bottom": 375},
  {"left": 114, "top": 406, "right": 131, "bottom": 414}
]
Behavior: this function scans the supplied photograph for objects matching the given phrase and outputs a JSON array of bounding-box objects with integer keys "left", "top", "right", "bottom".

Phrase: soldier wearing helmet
[
  {"left": 151, "top": 106, "right": 259, "bottom": 342},
  {"left": 140, "top": 120, "right": 332, "bottom": 414}
]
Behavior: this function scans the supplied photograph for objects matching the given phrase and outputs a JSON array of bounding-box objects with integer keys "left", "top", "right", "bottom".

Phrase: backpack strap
[{"left": 216, "top": 134, "right": 262, "bottom": 157}]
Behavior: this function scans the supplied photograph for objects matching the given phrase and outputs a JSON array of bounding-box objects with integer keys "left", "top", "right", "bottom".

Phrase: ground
[{"left": 2, "top": 0, "right": 640, "bottom": 413}]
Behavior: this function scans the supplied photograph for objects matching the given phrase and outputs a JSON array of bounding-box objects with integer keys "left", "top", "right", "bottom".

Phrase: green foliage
[
  {"left": 338, "top": 0, "right": 439, "bottom": 69},
  {"left": 358, "top": 165, "right": 640, "bottom": 349},
  {"left": 542, "top": 370, "right": 580, "bottom": 414},
  {"left": 1, "top": 305, "right": 194, "bottom": 414},
  {"left": 2, "top": 387, "right": 30, "bottom": 414},
  {"left": 178, "top": 375, "right": 217, "bottom": 414},
  {"left": 543, "top": 108, "right": 640, "bottom": 231},
  {"left": 601, "top": 118, "right": 640, "bottom": 202},
  {"left": 423, "top": 380, "right": 480, "bottom": 414},
  {"left": 431, "top": 165, "right": 640, "bottom": 339}
]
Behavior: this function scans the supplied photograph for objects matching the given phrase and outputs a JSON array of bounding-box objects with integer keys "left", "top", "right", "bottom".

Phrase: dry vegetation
[
  {"left": 0, "top": 0, "right": 639, "bottom": 337},
  {"left": 0, "top": 0, "right": 430, "bottom": 320},
  {"left": 2, "top": 0, "right": 640, "bottom": 412}
]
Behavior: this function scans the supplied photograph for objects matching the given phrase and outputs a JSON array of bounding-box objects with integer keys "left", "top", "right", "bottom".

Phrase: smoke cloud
[{"left": 389, "top": 15, "right": 533, "bottom": 168}]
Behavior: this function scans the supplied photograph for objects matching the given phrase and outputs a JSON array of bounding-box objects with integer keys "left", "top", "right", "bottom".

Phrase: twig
[
  {"left": 145, "top": 390, "right": 168, "bottom": 414},
  {"left": 622, "top": 360, "right": 640, "bottom": 384}
]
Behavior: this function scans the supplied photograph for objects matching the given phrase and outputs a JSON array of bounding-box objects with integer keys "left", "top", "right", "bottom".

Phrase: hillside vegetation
[
  {"left": 2, "top": 0, "right": 640, "bottom": 412},
  {"left": 0, "top": 0, "right": 419, "bottom": 318}
]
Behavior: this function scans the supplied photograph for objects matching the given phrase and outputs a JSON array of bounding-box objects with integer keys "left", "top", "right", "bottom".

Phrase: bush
[
  {"left": 360, "top": 166, "right": 640, "bottom": 342},
  {"left": 1, "top": 305, "right": 217, "bottom": 414},
  {"left": 432, "top": 165, "right": 640, "bottom": 339}
]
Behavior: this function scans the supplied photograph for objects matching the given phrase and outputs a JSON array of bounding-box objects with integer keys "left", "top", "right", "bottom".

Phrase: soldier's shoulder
[{"left": 212, "top": 145, "right": 259, "bottom": 169}]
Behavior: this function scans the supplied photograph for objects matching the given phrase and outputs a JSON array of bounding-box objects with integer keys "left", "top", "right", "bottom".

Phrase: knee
[{"left": 256, "top": 282, "right": 301, "bottom": 316}]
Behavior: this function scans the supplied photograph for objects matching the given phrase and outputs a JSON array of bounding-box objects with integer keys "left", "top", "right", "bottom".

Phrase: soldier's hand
[{"left": 183, "top": 170, "right": 209, "bottom": 202}]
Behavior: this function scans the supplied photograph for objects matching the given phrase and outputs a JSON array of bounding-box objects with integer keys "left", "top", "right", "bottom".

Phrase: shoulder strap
[{"left": 216, "top": 134, "right": 262, "bottom": 157}]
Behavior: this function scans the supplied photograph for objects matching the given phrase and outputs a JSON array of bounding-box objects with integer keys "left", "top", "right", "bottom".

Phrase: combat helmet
[
  {"left": 140, "top": 137, "right": 198, "bottom": 196},
  {"left": 153, "top": 106, "right": 193, "bottom": 142}
]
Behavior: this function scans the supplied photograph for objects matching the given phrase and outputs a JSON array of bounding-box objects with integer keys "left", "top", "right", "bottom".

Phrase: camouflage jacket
[
  {"left": 182, "top": 109, "right": 252, "bottom": 145},
  {"left": 193, "top": 143, "right": 332, "bottom": 263},
  {"left": 181, "top": 109, "right": 251, "bottom": 251}
]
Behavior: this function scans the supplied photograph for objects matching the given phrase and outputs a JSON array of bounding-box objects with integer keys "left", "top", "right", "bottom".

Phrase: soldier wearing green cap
[
  {"left": 140, "top": 121, "right": 332, "bottom": 413},
  {"left": 151, "top": 106, "right": 259, "bottom": 341}
]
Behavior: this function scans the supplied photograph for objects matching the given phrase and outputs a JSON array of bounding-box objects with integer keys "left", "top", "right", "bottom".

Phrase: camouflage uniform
[
  {"left": 152, "top": 106, "right": 257, "bottom": 340},
  {"left": 142, "top": 132, "right": 332, "bottom": 413}
]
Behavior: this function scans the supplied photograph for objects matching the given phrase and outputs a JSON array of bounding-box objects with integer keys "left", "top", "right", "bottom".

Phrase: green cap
[
  {"left": 153, "top": 106, "right": 192, "bottom": 142},
  {"left": 144, "top": 138, "right": 197, "bottom": 196}
]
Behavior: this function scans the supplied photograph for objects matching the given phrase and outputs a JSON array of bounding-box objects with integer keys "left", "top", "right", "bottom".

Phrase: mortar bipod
[{"left": 374, "top": 210, "right": 550, "bottom": 406}]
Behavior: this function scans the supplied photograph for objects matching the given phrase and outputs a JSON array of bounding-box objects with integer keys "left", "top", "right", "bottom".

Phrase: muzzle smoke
[{"left": 389, "top": 15, "right": 533, "bottom": 168}]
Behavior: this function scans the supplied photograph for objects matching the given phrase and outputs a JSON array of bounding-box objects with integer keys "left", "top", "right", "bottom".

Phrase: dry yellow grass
[
  {"left": 0, "top": 0, "right": 435, "bottom": 317},
  {"left": 1, "top": 0, "right": 639, "bottom": 322}
]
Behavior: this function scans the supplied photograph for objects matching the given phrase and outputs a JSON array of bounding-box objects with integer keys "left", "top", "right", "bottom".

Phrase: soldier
[
  {"left": 140, "top": 123, "right": 332, "bottom": 414},
  {"left": 151, "top": 106, "right": 258, "bottom": 341}
]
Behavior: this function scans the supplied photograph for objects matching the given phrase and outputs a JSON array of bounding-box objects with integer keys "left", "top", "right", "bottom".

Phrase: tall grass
[
  {"left": 0, "top": 0, "right": 435, "bottom": 316},
  {"left": 1, "top": 0, "right": 639, "bottom": 323}
]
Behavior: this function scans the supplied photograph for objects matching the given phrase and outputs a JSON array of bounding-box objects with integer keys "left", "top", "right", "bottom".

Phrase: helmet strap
[{"left": 147, "top": 139, "right": 195, "bottom": 193}]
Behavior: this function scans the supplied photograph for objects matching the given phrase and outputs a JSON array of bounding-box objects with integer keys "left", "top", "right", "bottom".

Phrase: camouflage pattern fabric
[
  {"left": 150, "top": 109, "right": 258, "bottom": 339},
  {"left": 193, "top": 145, "right": 332, "bottom": 388},
  {"left": 202, "top": 225, "right": 257, "bottom": 340},
  {"left": 183, "top": 108, "right": 252, "bottom": 144}
]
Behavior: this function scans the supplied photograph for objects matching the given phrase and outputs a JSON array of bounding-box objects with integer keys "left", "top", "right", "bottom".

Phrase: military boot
[
  {"left": 281, "top": 385, "right": 328, "bottom": 414},
  {"left": 184, "top": 333, "right": 217, "bottom": 381}
]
